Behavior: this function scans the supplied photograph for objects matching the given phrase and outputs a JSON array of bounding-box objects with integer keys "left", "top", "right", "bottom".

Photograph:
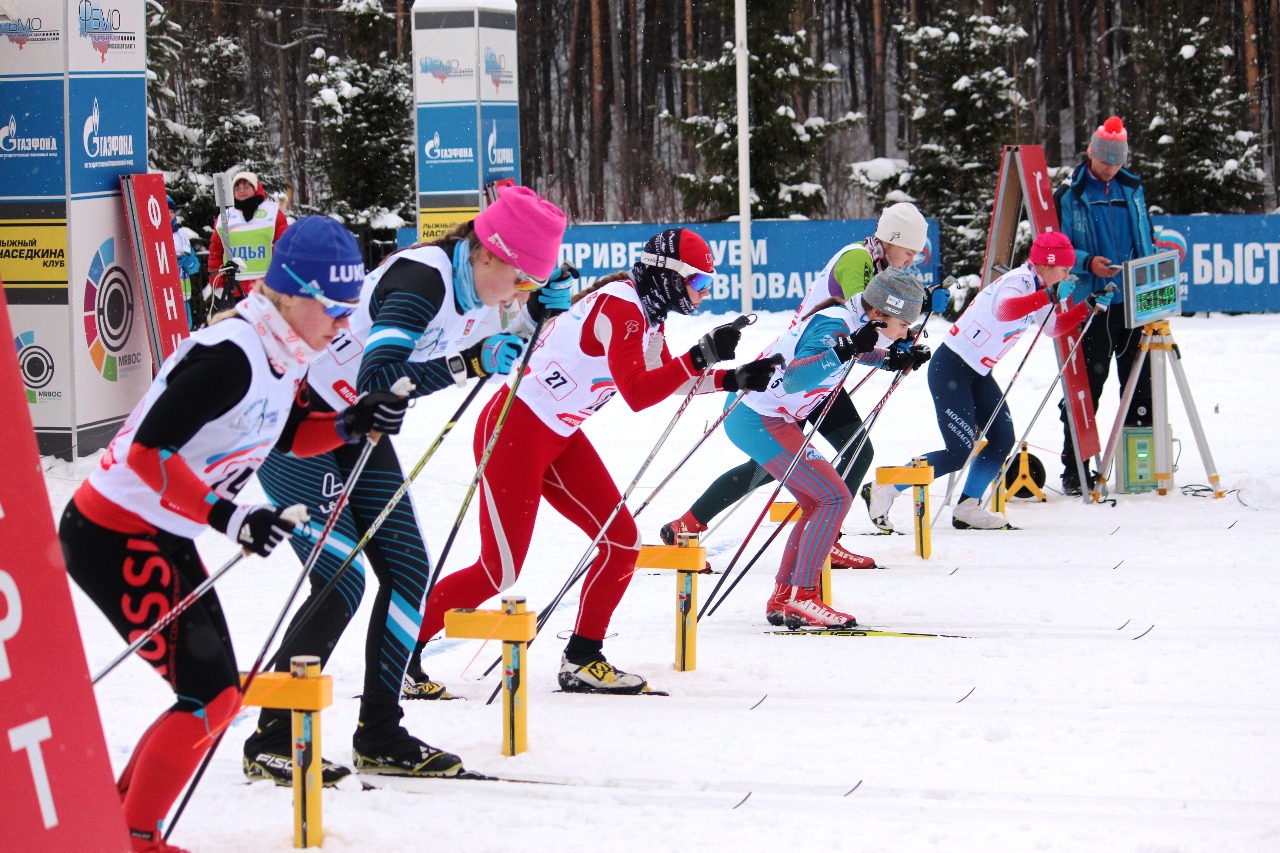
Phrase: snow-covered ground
[{"left": 52, "top": 310, "right": 1280, "bottom": 852}]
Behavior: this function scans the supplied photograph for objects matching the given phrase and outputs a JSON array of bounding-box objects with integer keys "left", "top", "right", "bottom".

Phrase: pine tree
[
  {"left": 306, "top": 2, "right": 414, "bottom": 233},
  {"left": 893, "top": 6, "right": 1031, "bottom": 275},
  {"left": 665, "top": 1, "right": 859, "bottom": 220},
  {"left": 1129, "top": 14, "right": 1265, "bottom": 214},
  {"left": 186, "top": 36, "right": 283, "bottom": 240}
]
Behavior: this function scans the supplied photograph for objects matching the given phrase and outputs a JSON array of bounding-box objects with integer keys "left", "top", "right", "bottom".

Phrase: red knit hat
[
  {"left": 1029, "top": 230, "right": 1074, "bottom": 267},
  {"left": 1088, "top": 116, "right": 1129, "bottom": 166}
]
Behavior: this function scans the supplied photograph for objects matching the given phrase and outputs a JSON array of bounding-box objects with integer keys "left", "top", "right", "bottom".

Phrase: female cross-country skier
[
  {"left": 722, "top": 266, "right": 932, "bottom": 629},
  {"left": 59, "top": 217, "right": 407, "bottom": 853},
  {"left": 864, "top": 230, "right": 1099, "bottom": 531},
  {"left": 242, "top": 186, "right": 571, "bottom": 783},
  {"left": 660, "top": 203, "right": 948, "bottom": 570},
  {"left": 407, "top": 227, "right": 778, "bottom": 693}
]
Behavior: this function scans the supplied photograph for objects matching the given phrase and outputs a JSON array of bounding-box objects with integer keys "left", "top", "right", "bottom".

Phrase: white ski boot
[
  {"left": 862, "top": 482, "right": 899, "bottom": 533},
  {"left": 951, "top": 497, "right": 1014, "bottom": 530}
]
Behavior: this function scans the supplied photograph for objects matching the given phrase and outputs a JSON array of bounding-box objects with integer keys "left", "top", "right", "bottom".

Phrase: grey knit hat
[{"left": 862, "top": 266, "right": 924, "bottom": 324}]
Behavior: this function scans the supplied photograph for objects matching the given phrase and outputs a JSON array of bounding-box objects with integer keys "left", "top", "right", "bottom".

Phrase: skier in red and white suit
[{"left": 412, "top": 228, "right": 776, "bottom": 693}]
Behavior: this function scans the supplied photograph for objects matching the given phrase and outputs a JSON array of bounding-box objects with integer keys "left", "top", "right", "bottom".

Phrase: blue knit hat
[{"left": 264, "top": 216, "right": 365, "bottom": 302}]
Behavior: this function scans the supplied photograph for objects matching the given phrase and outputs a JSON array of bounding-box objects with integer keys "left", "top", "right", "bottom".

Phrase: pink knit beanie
[{"left": 473, "top": 185, "right": 568, "bottom": 281}]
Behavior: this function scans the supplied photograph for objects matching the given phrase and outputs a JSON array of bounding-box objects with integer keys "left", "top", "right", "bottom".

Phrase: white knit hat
[{"left": 875, "top": 202, "right": 927, "bottom": 253}]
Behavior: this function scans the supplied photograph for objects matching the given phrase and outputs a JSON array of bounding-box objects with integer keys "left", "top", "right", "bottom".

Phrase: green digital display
[{"left": 1135, "top": 283, "right": 1178, "bottom": 314}]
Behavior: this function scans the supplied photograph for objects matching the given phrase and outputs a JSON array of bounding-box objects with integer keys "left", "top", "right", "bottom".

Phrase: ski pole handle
[{"left": 365, "top": 376, "right": 416, "bottom": 445}]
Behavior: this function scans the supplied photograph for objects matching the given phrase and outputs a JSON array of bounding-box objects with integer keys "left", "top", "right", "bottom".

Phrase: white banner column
[
  {"left": 0, "top": 1, "right": 150, "bottom": 460},
  {"left": 411, "top": 0, "right": 521, "bottom": 241}
]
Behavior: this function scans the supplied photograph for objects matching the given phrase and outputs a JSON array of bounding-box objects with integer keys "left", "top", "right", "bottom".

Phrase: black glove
[
  {"left": 832, "top": 321, "right": 884, "bottom": 362},
  {"left": 721, "top": 356, "right": 780, "bottom": 393},
  {"left": 689, "top": 321, "right": 742, "bottom": 370},
  {"left": 850, "top": 320, "right": 887, "bottom": 354},
  {"left": 342, "top": 389, "right": 410, "bottom": 439},
  {"left": 884, "top": 342, "right": 931, "bottom": 371},
  {"left": 209, "top": 501, "right": 306, "bottom": 557}
]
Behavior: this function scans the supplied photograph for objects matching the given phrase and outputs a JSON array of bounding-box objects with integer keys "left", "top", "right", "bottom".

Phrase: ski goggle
[
  {"left": 281, "top": 264, "right": 360, "bottom": 319},
  {"left": 640, "top": 251, "right": 715, "bottom": 292},
  {"left": 513, "top": 267, "right": 547, "bottom": 292}
]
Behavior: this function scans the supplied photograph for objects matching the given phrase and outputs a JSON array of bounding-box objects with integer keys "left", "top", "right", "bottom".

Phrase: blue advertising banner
[
  {"left": 0, "top": 79, "right": 66, "bottom": 198},
  {"left": 557, "top": 219, "right": 941, "bottom": 315},
  {"left": 1152, "top": 215, "right": 1280, "bottom": 313},
  {"left": 67, "top": 75, "right": 145, "bottom": 196},
  {"left": 479, "top": 103, "right": 519, "bottom": 187},
  {"left": 416, "top": 103, "right": 480, "bottom": 195},
  {"left": 397, "top": 214, "right": 1278, "bottom": 315}
]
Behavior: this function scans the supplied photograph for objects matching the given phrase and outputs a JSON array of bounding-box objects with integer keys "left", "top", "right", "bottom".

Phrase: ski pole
[
  {"left": 698, "top": 363, "right": 878, "bottom": 546},
  {"left": 164, "top": 378, "right": 410, "bottom": 841},
  {"left": 92, "top": 552, "right": 245, "bottom": 685},
  {"left": 476, "top": 351, "right": 728, "bottom": 698},
  {"left": 418, "top": 313, "right": 550, "bottom": 601},
  {"left": 978, "top": 304, "right": 1105, "bottom": 511},
  {"left": 696, "top": 298, "right": 940, "bottom": 618},
  {"left": 695, "top": 358, "right": 858, "bottom": 621},
  {"left": 930, "top": 303, "right": 1057, "bottom": 526},
  {"left": 702, "top": 366, "right": 909, "bottom": 619},
  {"left": 632, "top": 352, "right": 785, "bottom": 518}
]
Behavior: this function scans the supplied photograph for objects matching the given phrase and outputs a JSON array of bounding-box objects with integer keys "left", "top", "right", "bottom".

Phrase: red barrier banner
[
  {"left": 122, "top": 173, "right": 189, "bottom": 372},
  {"left": 0, "top": 280, "right": 130, "bottom": 851},
  {"left": 982, "top": 145, "right": 1099, "bottom": 461}
]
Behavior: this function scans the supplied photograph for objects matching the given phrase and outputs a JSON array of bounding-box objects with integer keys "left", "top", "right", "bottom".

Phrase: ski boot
[
  {"left": 765, "top": 583, "right": 791, "bottom": 626},
  {"left": 660, "top": 509, "right": 707, "bottom": 546},
  {"left": 782, "top": 586, "right": 858, "bottom": 630},
  {"left": 352, "top": 722, "right": 463, "bottom": 777},
  {"left": 951, "top": 497, "right": 1015, "bottom": 530},
  {"left": 243, "top": 714, "right": 352, "bottom": 787},
  {"left": 401, "top": 655, "right": 451, "bottom": 701},
  {"left": 830, "top": 535, "right": 877, "bottom": 569},
  {"left": 861, "top": 482, "right": 898, "bottom": 533},
  {"left": 128, "top": 828, "right": 190, "bottom": 853},
  {"left": 558, "top": 655, "right": 649, "bottom": 694}
]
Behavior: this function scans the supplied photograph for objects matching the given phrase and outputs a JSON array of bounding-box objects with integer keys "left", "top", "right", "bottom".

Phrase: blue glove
[
  {"left": 1069, "top": 278, "right": 1094, "bottom": 304},
  {"left": 177, "top": 251, "right": 200, "bottom": 279},
  {"left": 1092, "top": 288, "right": 1120, "bottom": 309},
  {"left": 469, "top": 333, "right": 524, "bottom": 376},
  {"left": 537, "top": 263, "right": 578, "bottom": 315},
  {"left": 929, "top": 286, "right": 950, "bottom": 314}
]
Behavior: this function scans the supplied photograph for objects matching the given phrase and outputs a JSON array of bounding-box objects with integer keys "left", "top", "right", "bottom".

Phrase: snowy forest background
[{"left": 147, "top": 0, "right": 1274, "bottom": 275}]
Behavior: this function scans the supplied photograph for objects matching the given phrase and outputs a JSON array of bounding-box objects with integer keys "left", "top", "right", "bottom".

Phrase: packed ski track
[{"left": 49, "top": 311, "right": 1280, "bottom": 852}]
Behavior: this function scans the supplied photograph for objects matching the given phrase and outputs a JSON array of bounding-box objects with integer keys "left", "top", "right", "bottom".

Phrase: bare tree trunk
[
  {"left": 590, "top": 0, "right": 606, "bottom": 219},
  {"left": 871, "top": 0, "right": 886, "bottom": 156},
  {"left": 396, "top": 0, "right": 406, "bottom": 62}
]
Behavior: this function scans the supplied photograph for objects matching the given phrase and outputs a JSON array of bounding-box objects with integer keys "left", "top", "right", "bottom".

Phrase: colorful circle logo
[
  {"left": 14, "top": 329, "right": 54, "bottom": 392},
  {"left": 82, "top": 237, "right": 135, "bottom": 381}
]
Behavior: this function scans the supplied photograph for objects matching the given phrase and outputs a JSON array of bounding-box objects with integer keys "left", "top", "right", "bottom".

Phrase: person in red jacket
[{"left": 405, "top": 228, "right": 777, "bottom": 694}]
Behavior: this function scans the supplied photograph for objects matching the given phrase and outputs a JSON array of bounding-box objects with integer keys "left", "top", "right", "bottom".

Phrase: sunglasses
[
  {"left": 513, "top": 267, "right": 547, "bottom": 292},
  {"left": 281, "top": 264, "right": 359, "bottom": 319},
  {"left": 640, "top": 251, "right": 715, "bottom": 293}
]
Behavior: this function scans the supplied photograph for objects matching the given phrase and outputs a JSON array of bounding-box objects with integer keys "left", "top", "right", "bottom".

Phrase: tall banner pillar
[
  {"left": 0, "top": 1, "right": 151, "bottom": 460},
  {"left": 411, "top": 0, "right": 521, "bottom": 242}
]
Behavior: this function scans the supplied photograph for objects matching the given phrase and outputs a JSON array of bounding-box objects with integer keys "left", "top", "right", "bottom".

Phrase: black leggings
[{"left": 59, "top": 502, "right": 238, "bottom": 710}]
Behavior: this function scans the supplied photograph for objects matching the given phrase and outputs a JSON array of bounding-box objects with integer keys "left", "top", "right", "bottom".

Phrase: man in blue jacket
[{"left": 1054, "top": 116, "right": 1157, "bottom": 495}]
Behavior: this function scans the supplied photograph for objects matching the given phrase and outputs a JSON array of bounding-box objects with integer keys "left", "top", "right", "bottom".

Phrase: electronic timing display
[{"left": 1123, "top": 249, "right": 1181, "bottom": 328}]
